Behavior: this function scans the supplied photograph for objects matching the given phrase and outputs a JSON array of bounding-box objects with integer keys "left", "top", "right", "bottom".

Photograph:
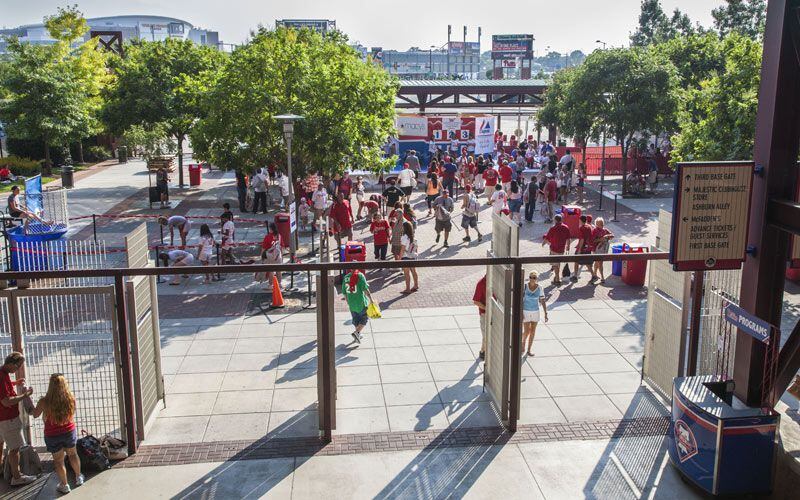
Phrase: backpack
[
  {"left": 77, "top": 431, "right": 110, "bottom": 471},
  {"left": 466, "top": 195, "right": 480, "bottom": 216},
  {"left": 3, "top": 445, "right": 42, "bottom": 481}
]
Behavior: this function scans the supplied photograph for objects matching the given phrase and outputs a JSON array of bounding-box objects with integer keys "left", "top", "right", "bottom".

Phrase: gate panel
[
  {"left": 485, "top": 265, "right": 511, "bottom": 423},
  {"left": 317, "top": 273, "right": 336, "bottom": 438}
]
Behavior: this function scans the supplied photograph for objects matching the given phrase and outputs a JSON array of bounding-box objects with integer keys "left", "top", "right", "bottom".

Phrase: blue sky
[{"left": 2, "top": 0, "right": 723, "bottom": 53}]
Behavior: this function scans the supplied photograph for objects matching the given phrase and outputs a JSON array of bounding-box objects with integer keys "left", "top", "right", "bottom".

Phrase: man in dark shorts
[
  {"left": 0, "top": 352, "right": 36, "bottom": 486},
  {"left": 432, "top": 189, "right": 454, "bottom": 248},
  {"left": 156, "top": 166, "right": 170, "bottom": 208},
  {"left": 342, "top": 269, "right": 374, "bottom": 344},
  {"left": 543, "top": 214, "right": 572, "bottom": 286}
]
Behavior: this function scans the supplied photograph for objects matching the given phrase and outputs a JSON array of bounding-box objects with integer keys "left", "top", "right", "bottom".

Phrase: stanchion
[
  {"left": 611, "top": 194, "right": 619, "bottom": 222},
  {"left": 154, "top": 245, "right": 163, "bottom": 283},
  {"left": 215, "top": 242, "right": 222, "bottom": 281},
  {"left": 597, "top": 184, "right": 605, "bottom": 211},
  {"left": 92, "top": 214, "right": 97, "bottom": 242},
  {"left": 159, "top": 224, "right": 164, "bottom": 245}
]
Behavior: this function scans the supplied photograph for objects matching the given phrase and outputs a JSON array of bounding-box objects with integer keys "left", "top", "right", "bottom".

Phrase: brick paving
[{"left": 115, "top": 416, "right": 670, "bottom": 468}]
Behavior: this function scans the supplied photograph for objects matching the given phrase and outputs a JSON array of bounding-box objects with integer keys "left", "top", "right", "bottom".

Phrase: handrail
[{"left": 0, "top": 251, "right": 669, "bottom": 280}]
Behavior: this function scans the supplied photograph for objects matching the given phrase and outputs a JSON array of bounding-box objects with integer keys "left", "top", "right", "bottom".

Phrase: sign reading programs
[{"left": 670, "top": 162, "right": 754, "bottom": 271}]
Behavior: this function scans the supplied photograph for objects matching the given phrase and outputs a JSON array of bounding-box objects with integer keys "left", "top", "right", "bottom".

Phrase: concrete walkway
[
  {"left": 148, "top": 299, "right": 657, "bottom": 445},
  {"left": 35, "top": 435, "right": 700, "bottom": 499}
]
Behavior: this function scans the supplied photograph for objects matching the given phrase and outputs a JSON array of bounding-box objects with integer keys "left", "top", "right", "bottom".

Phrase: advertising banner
[
  {"left": 492, "top": 34, "right": 533, "bottom": 60},
  {"left": 395, "top": 116, "right": 429, "bottom": 139},
  {"left": 474, "top": 116, "right": 496, "bottom": 154},
  {"left": 723, "top": 302, "right": 773, "bottom": 343}
]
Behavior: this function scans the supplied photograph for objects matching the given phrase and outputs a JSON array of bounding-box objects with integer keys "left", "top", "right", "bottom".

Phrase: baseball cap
[{"left": 546, "top": 172, "right": 553, "bottom": 177}]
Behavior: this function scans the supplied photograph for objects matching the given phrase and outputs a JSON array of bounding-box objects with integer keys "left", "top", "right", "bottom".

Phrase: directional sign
[
  {"left": 723, "top": 302, "right": 773, "bottom": 344},
  {"left": 670, "top": 162, "right": 754, "bottom": 271}
]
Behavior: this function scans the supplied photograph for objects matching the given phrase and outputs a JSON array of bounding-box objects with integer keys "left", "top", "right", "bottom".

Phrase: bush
[
  {"left": 0, "top": 156, "right": 42, "bottom": 177},
  {"left": 84, "top": 145, "right": 112, "bottom": 162},
  {"left": 6, "top": 138, "right": 71, "bottom": 166}
]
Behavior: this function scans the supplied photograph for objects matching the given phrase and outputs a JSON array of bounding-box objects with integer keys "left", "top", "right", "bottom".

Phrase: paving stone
[{"left": 539, "top": 374, "right": 603, "bottom": 397}]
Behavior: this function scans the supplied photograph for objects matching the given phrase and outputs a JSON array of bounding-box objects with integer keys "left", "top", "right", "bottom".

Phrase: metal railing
[{"left": 0, "top": 251, "right": 669, "bottom": 452}]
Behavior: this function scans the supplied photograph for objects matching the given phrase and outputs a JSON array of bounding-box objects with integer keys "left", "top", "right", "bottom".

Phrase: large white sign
[
  {"left": 442, "top": 117, "right": 462, "bottom": 132},
  {"left": 474, "top": 116, "right": 496, "bottom": 155},
  {"left": 395, "top": 116, "right": 428, "bottom": 139}
]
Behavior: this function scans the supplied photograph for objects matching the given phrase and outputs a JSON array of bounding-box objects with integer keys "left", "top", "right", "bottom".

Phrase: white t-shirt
[
  {"left": 312, "top": 189, "right": 328, "bottom": 209},
  {"left": 168, "top": 249, "right": 191, "bottom": 262},
  {"left": 252, "top": 173, "right": 267, "bottom": 193},
  {"left": 221, "top": 220, "right": 235, "bottom": 248},
  {"left": 398, "top": 169, "right": 416, "bottom": 188},
  {"left": 277, "top": 175, "right": 289, "bottom": 196},
  {"left": 490, "top": 190, "right": 507, "bottom": 214}
]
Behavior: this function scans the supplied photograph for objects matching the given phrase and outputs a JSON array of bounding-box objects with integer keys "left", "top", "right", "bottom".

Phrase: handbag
[
  {"left": 76, "top": 431, "right": 110, "bottom": 471},
  {"left": 367, "top": 301, "right": 382, "bottom": 319},
  {"left": 101, "top": 435, "right": 128, "bottom": 461}
]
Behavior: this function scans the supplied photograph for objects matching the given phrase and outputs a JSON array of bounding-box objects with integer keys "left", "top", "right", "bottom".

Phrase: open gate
[{"left": 484, "top": 214, "right": 519, "bottom": 426}]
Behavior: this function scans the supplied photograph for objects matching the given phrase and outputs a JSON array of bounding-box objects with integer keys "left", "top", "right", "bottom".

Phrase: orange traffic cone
[{"left": 270, "top": 275, "right": 285, "bottom": 308}]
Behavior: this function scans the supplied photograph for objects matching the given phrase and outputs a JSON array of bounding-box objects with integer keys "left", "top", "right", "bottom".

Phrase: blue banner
[
  {"left": 24, "top": 175, "right": 43, "bottom": 215},
  {"left": 723, "top": 302, "right": 772, "bottom": 343}
]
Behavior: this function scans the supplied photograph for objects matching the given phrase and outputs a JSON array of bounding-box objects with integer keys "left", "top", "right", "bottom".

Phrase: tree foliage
[
  {"left": 0, "top": 6, "right": 109, "bottom": 172},
  {"left": 712, "top": 0, "right": 767, "bottom": 39},
  {"left": 631, "top": 0, "right": 696, "bottom": 46},
  {"left": 671, "top": 34, "right": 762, "bottom": 163},
  {"left": 102, "top": 38, "right": 224, "bottom": 181},
  {"left": 190, "top": 27, "right": 398, "bottom": 177},
  {"left": 540, "top": 48, "right": 678, "bottom": 160}
]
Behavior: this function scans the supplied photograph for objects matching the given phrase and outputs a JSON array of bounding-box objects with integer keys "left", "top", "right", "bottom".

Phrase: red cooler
[
  {"left": 561, "top": 205, "right": 582, "bottom": 238},
  {"left": 622, "top": 243, "right": 648, "bottom": 286},
  {"left": 340, "top": 241, "right": 367, "bottom": 262},
  {"left": 188, "top": 164, "right": 202, "bottom": 186},
  {"left": 274, "top": 213, "right": 291, "bottom": 249}
]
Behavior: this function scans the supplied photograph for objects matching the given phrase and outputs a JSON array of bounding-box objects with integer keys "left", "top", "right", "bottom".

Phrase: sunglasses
[{"left": 529, "top": 275, "right": 538, "bottom": 280}]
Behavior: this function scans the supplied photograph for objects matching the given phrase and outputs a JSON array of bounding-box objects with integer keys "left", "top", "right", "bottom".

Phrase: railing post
[
  {"left": 114, "top": 275, "right": 138, "bottom": 455},
  {"left": 611, "top": 194, "right": 619, "bottom": 222},
  {"left": 317, "top": 269, "right": 335, "bottom": 442},
  {"left": 508, "top": 261, "right": 523, "bottom": 433}
]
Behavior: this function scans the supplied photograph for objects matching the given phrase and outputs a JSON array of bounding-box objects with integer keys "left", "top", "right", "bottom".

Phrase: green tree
[
  {"left": 631, "top": 0, "right": 695, "bottom": 46},
  {"left": 0, "top": 6, "right": 108, "bottom": 173},
  {"left": 671, "top": 34, "right": 762, "bottom": 163},
  {"left": 712, "top": 0, "right": 766, "bottom": 39},
  {"left": 541, "top": 48, "right": 678, "bottom": 193},
  {"left": 102, "top": 38, "right": 224, "bottom": 186},
  {"left": 190, "top": 27, "right": 397, "bottom": 178}
]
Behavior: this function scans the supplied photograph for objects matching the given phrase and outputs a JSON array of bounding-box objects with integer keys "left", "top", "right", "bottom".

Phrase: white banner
[
  {"left": 396, "top": 116, "right": 429, "bottom": 138},
  {"left": 442, "top": 116, "right": 462, "bottom": 131},
  {"left": 474, "top": 116, "right": 496, "bottom": 154}
]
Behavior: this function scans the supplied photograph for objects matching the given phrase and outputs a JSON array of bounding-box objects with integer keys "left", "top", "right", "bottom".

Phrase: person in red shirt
[
  {"left": 498, "top": 161, "right": 513, "bottom": 190},
  {"left": 260, "top": 222, "right": 284, "bottom": 289},
  {"left": 473, "top": 275, "right": 487, "bottom": 361},
  {"left": 0, "top": 352, "right": 36, "bottom": 486},
  {"left": 329, "top": 193, "right": 354, "bottom": 247},
  {"left": 543, "top": 214, "right": 572, "bottom": 285},
  {"left": 591, "top": 217, "right": 614, "bottom": 284},
  {"left": 572, "top": 215, "right": 596, "bottom": 282},
  {"left": 544, "top": 173, "right": 558, "bottom": 222},
  {"left": 369, "top": 212, "right": 390, "bottom": 260},
  {"left": 362, "top": 199, "right": 380, "bottom": 219},
  {"left": 482, "top": 167, "right": 499, "bottom": 195}
]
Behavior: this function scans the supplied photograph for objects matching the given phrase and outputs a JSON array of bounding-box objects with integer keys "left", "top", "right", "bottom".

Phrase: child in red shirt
[{"left": 369, "top": 212, "right": 390, "bottom": 260}]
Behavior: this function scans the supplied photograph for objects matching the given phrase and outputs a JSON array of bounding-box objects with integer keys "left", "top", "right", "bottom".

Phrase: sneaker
[
  {"left": 435, "top": 233, "right": 440, "bottom": 243},
  {"left": 11, "top": 475, "right": 35, "bottom": 486},
  {"left": 75, "top": 474, "right": 85, "bottom": 487},
  {"left": 477, "top": 234, "right": 483, "bottom": 242},
  {"left": 443, "top": 241, "right": 449, "bottom": 248},
  {"left": 570, "top": 275, "right": 578, "bottom": 282},
  {"left": 351, "top": 332, "right": 361, "bottom": 344},
  {"left": 463, "top": 236, "right": 471, "bottom": 242},
  {"left": 57, "top": 483, "right": 71, "bottom": 494}
]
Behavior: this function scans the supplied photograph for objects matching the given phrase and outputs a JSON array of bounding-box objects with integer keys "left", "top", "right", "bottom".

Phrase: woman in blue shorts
[{"left": 33, "top": 374, "right": 83, "bottom": 494}]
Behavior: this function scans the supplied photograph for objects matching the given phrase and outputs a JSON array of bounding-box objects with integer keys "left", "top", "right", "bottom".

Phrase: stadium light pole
[
  {"left": 274, "top": 114, "right": 305, "bottom": 253},
  {"left": 596, "top": 40, "right": 607, "bottom": 50}
]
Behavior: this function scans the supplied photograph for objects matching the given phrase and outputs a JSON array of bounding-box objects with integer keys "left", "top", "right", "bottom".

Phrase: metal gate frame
[{"left": 0, "top": 286, "right": 126, "bottom": 447}]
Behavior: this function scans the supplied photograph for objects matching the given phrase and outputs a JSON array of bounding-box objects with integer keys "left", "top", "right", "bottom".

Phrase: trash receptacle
[
  {"left": 188, "top": 164, "right": 202, "bottom": 186},
  {"left": 341, "top": 241, "right": 366, "bottom": 262},
  {"left": 274, "top": 213, "right": 292, "bottom": 249},
  {"left": 61, "top": 166, "right": 74, "bottom": 189},
  {"left": 118, "top": 146, "right": 127, "bottom": 163},
  {"left": 611, "top": 243, "right": 625, "bottom": 276},
  {"left": 622, "top": 243, "right": 648, "bottom": 286},
  {"left": 561, "top": 205, "right": 582, "bottom": 238}
]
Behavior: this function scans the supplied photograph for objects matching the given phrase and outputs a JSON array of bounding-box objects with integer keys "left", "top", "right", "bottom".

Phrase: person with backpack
[
  {"left": 524, "top": 176, "right": 538, "bottom": 222},
  {"left": 342, "top": 269, "right": 375, "bottom": 344},
  {"left": 0, "top": 352, "right": 36, "bottom": 487},
  {"left": 432, "top": 189, "right": 454, "bottom": 248},
  {"left": 32, "top": 374, "right": 83, "bottom": 494},
  {"left": 460, "top": 185, "right": 483, "bottom": 243}
]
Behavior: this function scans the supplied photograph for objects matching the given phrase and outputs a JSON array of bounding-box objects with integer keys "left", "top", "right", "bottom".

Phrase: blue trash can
[{"left": 611, "top": 243, "right": 624, "bottom": 276}]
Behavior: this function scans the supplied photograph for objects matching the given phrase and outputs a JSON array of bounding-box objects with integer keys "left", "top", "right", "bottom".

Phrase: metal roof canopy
[{"left": 396, "top": 79, "right": 548, "bottom": 111}]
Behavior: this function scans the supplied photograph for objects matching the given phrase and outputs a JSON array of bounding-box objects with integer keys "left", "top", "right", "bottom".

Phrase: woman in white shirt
[
  {"left": 197, "top": 224, "right": 216, "bottom": 284},
  {"left": 398, "top": 221, "right": 419, "bottom": 295}
]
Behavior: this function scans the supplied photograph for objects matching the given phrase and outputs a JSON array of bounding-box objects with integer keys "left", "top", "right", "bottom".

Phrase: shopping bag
[{"left": 367, "top": 301, "right": 382, "bottom": 319}]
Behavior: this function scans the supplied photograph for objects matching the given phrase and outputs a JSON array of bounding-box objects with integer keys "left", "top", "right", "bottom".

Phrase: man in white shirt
[
  {"left": 311, "top": 184, "right": 329, "bottom": 227},
  {"left": 251, "top": 168, "right": 268, "bottom": 214},
  {"left": 276, "top": 171, "right": 290, "bottom": 209},
  {"left": 489, "top": 184, "right": 507, "bottom": 215},
  {"left": 397, "top": 163, "right": 417, "bottom": 202}
]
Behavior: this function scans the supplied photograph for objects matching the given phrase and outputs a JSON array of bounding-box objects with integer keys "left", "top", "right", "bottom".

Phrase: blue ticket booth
[{"left": 669, "top": 375, "right": 779, "bottom": 496}]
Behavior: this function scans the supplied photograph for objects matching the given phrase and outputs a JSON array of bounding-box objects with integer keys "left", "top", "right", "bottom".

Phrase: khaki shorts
[
  {"left": 549, "top": 249, "right": 564, "bottom": 268},
  {"left": 0, "top": 416, "right": 25, "bottom": 450}
]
